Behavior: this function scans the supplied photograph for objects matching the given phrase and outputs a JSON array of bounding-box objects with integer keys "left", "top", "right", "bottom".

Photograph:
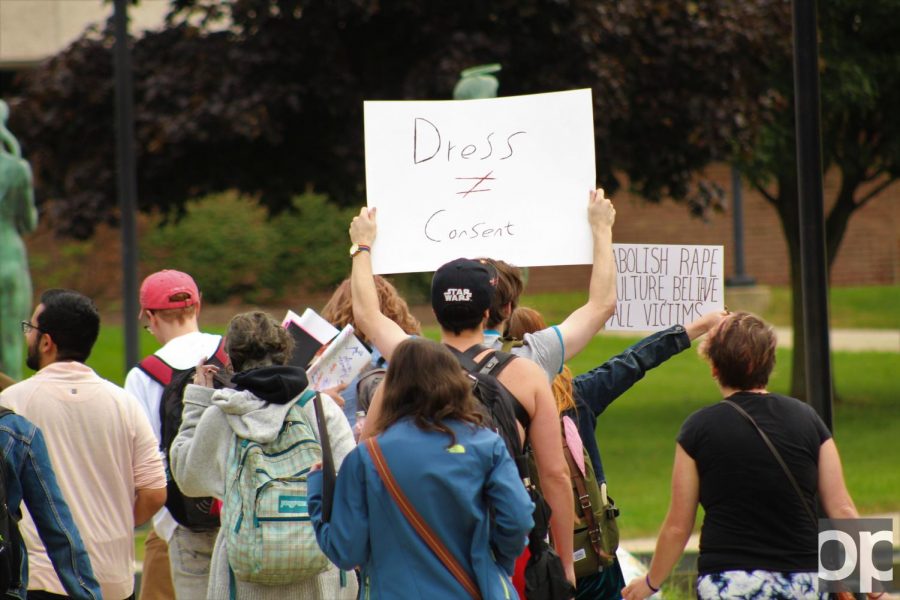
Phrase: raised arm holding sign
[{"left": 348, "top": 209, "right": 577, "bottom": 586}]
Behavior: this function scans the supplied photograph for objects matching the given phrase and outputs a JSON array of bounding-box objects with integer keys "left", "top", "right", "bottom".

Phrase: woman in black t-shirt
[{"left": 622, "top": 312, "right": 864, "bottom": 600}]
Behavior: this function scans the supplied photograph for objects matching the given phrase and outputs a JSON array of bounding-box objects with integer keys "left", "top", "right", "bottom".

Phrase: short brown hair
[
  {"left": 148, "top": 292, "right": 197, "bottom": 324},
  {"left": 700, "top": 312, "right": 776, "bottom": 390},
  {"left": 320, "top": 276, "right": 421, "bottom": 344},
  {"left": 225, "top": 311, "right": 294, "bottom": 373},
  {"left": 480, "top": 258, "right": 524, "bottom": 330},
  {"left": 375, "top": 338, "right": 484, "bottom": 447}
]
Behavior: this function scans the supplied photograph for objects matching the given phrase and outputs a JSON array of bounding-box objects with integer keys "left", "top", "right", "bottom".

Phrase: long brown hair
[
  {"left": 505, "top": 306, "right": 576, "bottom": 414},
  {"left": 375, "top": 338, "right": 484, "bottom": 446},
  {"left": 320, "top": 276, "right": 421, "bottom": 344}
]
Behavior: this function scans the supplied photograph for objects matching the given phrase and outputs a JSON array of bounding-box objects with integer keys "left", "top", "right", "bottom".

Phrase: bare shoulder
[{"left": 494, "top": 353, "right": 547, "bottom": 414}]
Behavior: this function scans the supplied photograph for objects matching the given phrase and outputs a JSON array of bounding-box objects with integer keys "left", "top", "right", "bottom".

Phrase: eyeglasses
[{"left": 21, "top": 321, "right": 42, "bottom": 335}]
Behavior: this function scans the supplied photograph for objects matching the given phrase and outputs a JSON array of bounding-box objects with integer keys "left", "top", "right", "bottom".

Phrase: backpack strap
[
  {"left": 450, "top": 344, "right": 531, "bottom": 432},
  {"left": 473, "top": 348, "right": 516, "bottom": 380},
  {"left": 473, "top": 348, "right": 530, "bottom": 431},
  {"left": 365, "top": 438, "right": 482, "bottom": 600},
  {"left": 312, "top": 392, "right": 336, "bottom": 522},
  {"left": 138, "top": 354, "right": 175, "bottom": 386},
  {"left": 561, "top": 424, "right": 609, "bottom": 561},
  {"left": 209, "top": 337, "right": 230, "bottom": 369},
  {"left": 139, "top": 336, "right": 228, "bottom": 387}
]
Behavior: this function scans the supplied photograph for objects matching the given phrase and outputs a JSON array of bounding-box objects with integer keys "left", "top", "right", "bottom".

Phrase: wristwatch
[{"left": 349, "top": 243, "right": 371, "bottom": 258}]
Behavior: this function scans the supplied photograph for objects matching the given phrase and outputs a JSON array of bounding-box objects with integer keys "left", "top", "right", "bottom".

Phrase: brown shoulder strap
[
  {"left": 364, "top": 438, "right": 482, "bottom": 600},
  {"left": 562, "top": 432, "right": 609, "bottom": 561}
]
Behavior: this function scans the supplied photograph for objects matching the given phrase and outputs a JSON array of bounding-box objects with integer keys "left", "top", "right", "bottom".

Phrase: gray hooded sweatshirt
[{"left": 170, "top": 367, "right": 357, "bottom": 600}]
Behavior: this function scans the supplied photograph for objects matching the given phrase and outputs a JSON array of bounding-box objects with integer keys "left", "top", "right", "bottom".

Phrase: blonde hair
[
  {"left": 320, "top": 276, "right": 421, "bottom": 343},
  {"left": 552, "top": 366, "right": 577, "bottom": 414}
]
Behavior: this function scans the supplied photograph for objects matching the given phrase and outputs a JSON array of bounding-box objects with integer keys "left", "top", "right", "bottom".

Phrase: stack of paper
[
  {"left": 281, "top": 309, "right": 339, "bottom": 369},
  {"left": 307, "top": 325, "right": 372, "bottom": 392}
]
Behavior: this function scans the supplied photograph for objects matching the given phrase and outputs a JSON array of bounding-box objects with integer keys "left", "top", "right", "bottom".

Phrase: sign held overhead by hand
[{"left": 364, "top": 89, "right": 596, "bottom": 274}]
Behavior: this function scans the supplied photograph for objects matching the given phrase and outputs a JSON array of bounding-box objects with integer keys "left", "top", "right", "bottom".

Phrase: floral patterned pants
[{"left": 696, "top": 569, "right": 824, "bottom": 599}]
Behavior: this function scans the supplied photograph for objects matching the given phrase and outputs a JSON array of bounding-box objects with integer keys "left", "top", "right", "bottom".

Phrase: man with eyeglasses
[
  {"left": 1, "top": 289, "right": 166, "bottom": 600},
  {"left": 124, "top": 270, "right": 222, "bottom": 600}
]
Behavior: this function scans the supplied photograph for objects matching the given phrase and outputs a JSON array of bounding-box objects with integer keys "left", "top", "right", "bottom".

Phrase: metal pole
[
  {"left": 113, "top": 0, "right": 140, "bottom": 373},
  {"left": 791, "top": 0, "right": 833, "bottom": 430},
  {"left": 726, "top": 166, "right": 755, "bottom": 286}
]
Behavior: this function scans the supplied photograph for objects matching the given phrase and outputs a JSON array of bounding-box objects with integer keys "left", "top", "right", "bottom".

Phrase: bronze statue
[{"left": 0, "top": 99, "right": 38, "bottom": 381}]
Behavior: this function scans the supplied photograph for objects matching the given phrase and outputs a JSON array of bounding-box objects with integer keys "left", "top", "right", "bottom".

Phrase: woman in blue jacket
[{"left": 309, "top": 338, "right": 534, "bottom": 599}]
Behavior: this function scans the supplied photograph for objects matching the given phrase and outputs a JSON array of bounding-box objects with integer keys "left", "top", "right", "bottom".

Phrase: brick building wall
[{"left": 527, "top": 163, "right": 899, "bottom": 292}]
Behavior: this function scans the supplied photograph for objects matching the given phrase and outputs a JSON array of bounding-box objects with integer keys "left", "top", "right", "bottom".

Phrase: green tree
[
  {"left": 12, "top": 0, "right": 894, "bottom": 397},
  {"left": 9, "top": 0, "right": 780, "bottom": 237},
  {"left": 738, "top": 0, "right": 900, "bottom": 399}
]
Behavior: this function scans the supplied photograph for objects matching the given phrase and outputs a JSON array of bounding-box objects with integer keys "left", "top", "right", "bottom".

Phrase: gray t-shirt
[{"left": 483, "top": 326, "right": 565, "bottom": 382}]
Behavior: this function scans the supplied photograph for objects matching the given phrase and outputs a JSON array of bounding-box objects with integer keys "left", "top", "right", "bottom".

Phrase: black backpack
[
  {"left": 138, "top": 339, "right": 231, "bottom": 531},
  {"left": 445, "top": 344, "right": 530, "bottom": 478},
  {"left": 447, "top": 344, "right": 575, "bottom": 600},
  {"left": 0, "top": 408, "right": 23, "bottom": 593}
]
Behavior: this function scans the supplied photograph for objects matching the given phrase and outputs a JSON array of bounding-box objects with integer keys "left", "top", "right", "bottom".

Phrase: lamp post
[
  {"left": 791, "top": 0, "right": 833, "bottom": 430},
  {"left": 112, "top": 0, "right": 139, "bottom": 373},
  {"left": 725, "top": 166, "right": 756, "bottom": 287}
]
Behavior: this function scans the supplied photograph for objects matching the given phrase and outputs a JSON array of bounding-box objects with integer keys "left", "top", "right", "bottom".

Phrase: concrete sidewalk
[
  {"left": 775, "top": 327, "right": 899, "bottom": 352},
  {"left": 600, "top": 328, "right": 899, "bottom": 352}
]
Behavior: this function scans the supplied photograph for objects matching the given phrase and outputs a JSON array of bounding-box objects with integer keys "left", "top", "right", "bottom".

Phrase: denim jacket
[
  {"left": 0, "top": 413, "right": 101, "bottom": 599},
  {"left": 568, "top": 325, "right": 691, "bottom": 480}
]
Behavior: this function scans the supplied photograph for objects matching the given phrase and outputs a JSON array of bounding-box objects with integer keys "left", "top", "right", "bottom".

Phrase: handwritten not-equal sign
[{"left": 456, "top": 171, "right": 495, "bottom": 198}]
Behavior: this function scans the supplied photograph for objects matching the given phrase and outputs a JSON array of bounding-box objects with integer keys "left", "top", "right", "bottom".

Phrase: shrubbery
[{"left": 141, "top": 192, "right": 355, "bottom": 303}]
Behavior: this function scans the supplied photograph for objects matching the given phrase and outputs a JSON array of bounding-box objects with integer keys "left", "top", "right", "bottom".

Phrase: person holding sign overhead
[{"left": 348, "top": 206, "right": 579, "bottom": 588}]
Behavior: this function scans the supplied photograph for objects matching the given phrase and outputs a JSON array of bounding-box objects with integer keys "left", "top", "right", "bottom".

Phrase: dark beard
[{"left": 25, "top": 338, "right": 41, "bottom": 371}]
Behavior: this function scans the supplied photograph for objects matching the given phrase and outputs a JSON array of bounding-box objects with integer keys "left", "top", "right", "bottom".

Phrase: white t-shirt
[
  {"left": 483, "top": 326, "right": 565, "bottom": 381},
  {"left": 124, "top": 331, "right": 222, "bottom": 541}
]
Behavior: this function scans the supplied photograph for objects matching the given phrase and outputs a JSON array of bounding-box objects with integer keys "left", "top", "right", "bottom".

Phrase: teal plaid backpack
[{"left": 223, "top": 391, "right": 331, "bottom": 584}]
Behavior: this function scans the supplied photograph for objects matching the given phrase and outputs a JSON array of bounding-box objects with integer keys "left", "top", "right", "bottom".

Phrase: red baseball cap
[{"left": 139, "top": 270, "right": 200, "bottom": 311}]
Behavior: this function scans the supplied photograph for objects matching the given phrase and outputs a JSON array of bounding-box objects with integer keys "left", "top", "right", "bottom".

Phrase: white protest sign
[
  {"left": 605, "top": 244, "right": 725, "bottom": 331},
  {"left": 364, "top": 89, "right": 596, "bottom": 274}
]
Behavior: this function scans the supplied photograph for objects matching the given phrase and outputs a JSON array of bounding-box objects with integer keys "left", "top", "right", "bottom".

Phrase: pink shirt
[{"left": 0, "top": 362, "right": 165, "bottom": 599}]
